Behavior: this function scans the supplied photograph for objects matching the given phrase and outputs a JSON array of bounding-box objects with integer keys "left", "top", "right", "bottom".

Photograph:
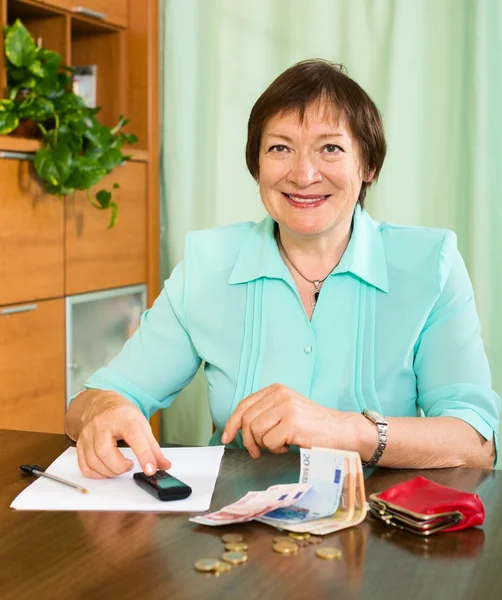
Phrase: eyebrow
[{"left": 265, "top": 133, "right": 346, "bottom": 142}]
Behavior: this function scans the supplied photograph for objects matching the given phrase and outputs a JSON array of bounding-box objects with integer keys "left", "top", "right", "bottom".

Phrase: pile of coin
[
  {"left": 194, "top": 531, "right": 342, "bottom": 575},
  {"left": 273, "top": 532, "right": 342, "bottom": 561},
  {"left": 194, "top": 533, "right": 248, "bottom": 576}
]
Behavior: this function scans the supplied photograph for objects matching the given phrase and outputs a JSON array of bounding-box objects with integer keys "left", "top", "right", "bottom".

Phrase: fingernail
[
  {"left": 221, "top": 432, "right": 228, "bottom": 444},
  {"left": 145, "top": 462, "right": 155, "bottom": 475},
  {"left": 127, "top": 463, "right": 134, "bottom": 472}
]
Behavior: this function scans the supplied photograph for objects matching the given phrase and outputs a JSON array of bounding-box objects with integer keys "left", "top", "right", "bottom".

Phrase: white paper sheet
[{"left": 11, "top": 446, "right": 225, "bottom": 512}]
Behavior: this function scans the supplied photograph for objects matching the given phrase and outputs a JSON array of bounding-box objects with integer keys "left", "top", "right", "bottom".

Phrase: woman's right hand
[{"left": 66, "top": 391, "right": 171, "bottom": 479}]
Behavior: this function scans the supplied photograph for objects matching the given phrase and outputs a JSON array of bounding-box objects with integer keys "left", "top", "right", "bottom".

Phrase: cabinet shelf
[{"left": 7, "top": 0, "right": 64, "bottom": 21}]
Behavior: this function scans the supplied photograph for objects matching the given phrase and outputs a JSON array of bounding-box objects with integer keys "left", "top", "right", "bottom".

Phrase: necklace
[{"left": 276, "top": 235, "right": 337, "bottom": 310}]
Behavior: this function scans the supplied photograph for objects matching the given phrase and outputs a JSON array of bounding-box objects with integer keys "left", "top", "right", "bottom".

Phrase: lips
[{"left": 282, "top": 192, "right": 329, "bottom": 207}]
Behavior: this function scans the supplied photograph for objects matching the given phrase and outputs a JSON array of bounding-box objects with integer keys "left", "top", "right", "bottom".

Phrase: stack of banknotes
[{"left": 190, "top": 447, "right": 367, "bottom": 535}]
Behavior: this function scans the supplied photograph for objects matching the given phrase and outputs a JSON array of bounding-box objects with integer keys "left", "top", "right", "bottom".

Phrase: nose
[{"left": 286, "top": 152, "right": 322, "bottom": 187}]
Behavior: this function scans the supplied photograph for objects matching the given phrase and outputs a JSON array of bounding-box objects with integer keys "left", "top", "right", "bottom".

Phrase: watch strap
[{"left": 362, "top": 412, "right": 388, "bottom": 468}]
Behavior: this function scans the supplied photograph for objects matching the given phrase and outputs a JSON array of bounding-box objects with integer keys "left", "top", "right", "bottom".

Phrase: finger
[
  {"left": 76, "top": 437, "right": 107, "bottom": 479},
  {"left": 241, "top": 402, "right": 283, "bottom": 458},
  {"left": 241, "top": 420, "right": 261, "bottom": 459},
  {"left": 222, "top": 385, "right": 279, "bottom": 443},
  {"left": 84, "top": 439, "right": 119, "bottom": 478},
  {"left": 150, "top": 440, "right": 172, "bottom": 470},
  {"left": 261, "top": 421, "right": 294, "bottom": 453},
  {"left": 93, "top": 429, "right": 134, "bottom": 475},
  {"left": 123, "top": 423, "right": 162, "bottom": 476}
]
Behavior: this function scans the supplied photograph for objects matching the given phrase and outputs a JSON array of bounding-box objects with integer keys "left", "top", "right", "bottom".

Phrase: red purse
[{"left": 369, "top": 476, "right": 485, "bottom": 536}]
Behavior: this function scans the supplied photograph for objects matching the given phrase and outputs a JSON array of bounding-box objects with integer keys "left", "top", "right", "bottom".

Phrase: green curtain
[{"left": 160, "top": 0, "right": 502, "bottom": 451}]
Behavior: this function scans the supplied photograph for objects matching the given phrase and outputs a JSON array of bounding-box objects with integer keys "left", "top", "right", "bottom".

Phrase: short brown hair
[{"left": 245, "top": 59, "right": 386, "bottom": 207}]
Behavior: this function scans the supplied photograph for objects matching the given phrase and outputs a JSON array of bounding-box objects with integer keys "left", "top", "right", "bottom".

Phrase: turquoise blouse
[{"left": 83, "top": 206, "right": 500, "bottom": 462}]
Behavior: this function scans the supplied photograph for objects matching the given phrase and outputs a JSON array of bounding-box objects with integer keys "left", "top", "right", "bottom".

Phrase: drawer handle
[
  {"left": 1, "top": 304, "right": 38, "bottom": 315},
  {"left": 0, "top": 151, "right": 34, "bottom": 161},
  {"left": 72, "top": 7, "right": 107, "bottom": 21}
]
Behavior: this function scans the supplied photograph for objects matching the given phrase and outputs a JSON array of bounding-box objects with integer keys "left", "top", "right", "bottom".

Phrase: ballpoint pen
[{"left": 19, "top": 464, "right": 89, "bottom": 494}]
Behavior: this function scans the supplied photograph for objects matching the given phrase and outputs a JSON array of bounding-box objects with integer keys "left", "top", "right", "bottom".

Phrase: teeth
[{"left": 287, "top": 194, "right": 326, "bottom": 203}]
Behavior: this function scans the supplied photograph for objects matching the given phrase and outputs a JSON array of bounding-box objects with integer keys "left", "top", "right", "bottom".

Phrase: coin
[
  {"left": 273, "top": 535, "right": 293, "bottom": 544},
  {"left": 194, "top": 558, "right": 220, "bottom": 572},
  {"left": 215, "top": 561, "right": 232, "bottom": 574},
  {"left": 273, "top": 541, "right": 299, "bottom": 555},
  {"left": 222, "top": 533, "right": 244, "bottom": 544},
  {"left": 307, "top": 536, "right": 323, "bottom": 545},
  {"left": 316, "top": 547, "right": 342, "bottom": 560},
  {"left": 221, "top": 551, "right": 248, "bottom": 565},
  {"left": 288, "top": 532, "right": 311, "bottom": 541},
  {"left": 224, "top": 542, "right": 248, "bottom": 552}
]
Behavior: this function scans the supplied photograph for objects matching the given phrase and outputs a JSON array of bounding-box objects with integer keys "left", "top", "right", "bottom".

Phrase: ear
[{"left": 364, "top": 167, "right": 376, "bottom": 183}]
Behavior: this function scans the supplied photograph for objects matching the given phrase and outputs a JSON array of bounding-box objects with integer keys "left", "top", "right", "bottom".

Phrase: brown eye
[
  {"left": 269, "top": 145, "right": 288, "bottom": 152},
  {"left": 324, "top": 144, "right": 342, "bottom": 153}
]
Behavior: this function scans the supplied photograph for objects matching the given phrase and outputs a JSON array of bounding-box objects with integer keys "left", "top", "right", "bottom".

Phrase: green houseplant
[{"left": 0, "top": 19, "right": 138, "bottom": 227}]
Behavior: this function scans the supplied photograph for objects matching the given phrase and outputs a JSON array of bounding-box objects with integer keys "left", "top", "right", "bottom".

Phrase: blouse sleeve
[
  {"left": 414, "top": 231, "right": 500, "bottom": 466},
  {"left": 77, "top": 260, "right": 202, "bottom": 419}
]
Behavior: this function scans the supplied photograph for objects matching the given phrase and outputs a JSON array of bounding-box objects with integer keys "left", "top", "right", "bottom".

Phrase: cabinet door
[
  {"left": 67, "top": 285, "right": 146, "bottom": 401},
  {"left": 65, "top": 161, "right": 147, "bottom": 295},
  {"left": 71, "top": 0, "right": 128, "bottom": 27},
  {"left": 0, "top": 299, "right": 66, "bottom": 434},
  {"left": 0, "top": 159, "right": 64, "bottom": 306}
]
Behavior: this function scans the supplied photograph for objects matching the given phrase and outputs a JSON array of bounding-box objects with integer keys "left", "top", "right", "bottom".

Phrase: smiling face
[{"left": 258, "top": 100, "right": 372, "bottom": 242}]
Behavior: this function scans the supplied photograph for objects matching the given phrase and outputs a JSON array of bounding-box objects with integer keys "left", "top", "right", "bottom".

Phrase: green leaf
[
  {"left": 8, "top": 66, "right": 30, "bottom": 82},
  {"left": 5, "top": 20, "right": 38, "bottom": 68},
  {"left": 88, "top": 191, "right": 119, "bottom": 228},
  {"left": 96, "top": 189, "right": 111, "bottom": 207},
  {"left": 100, "top": 147, "right": 123, "bottom": 172},
  {"left": 34, "top": 144, "right": 73, "bottom": 187},
  {"left": 9, "top": 79, "right": 36, "bottom": 99},
  {"left": 45, "top": 123, "right": 82, "bottom": 154},
  {"left": 0, "top": 99, "right": 19, "bottom": 133},
  {"left": 0, "top": 98, "right": 16, "bottom": 111},
  {"left": 19, "top": 97, "right": 54, "bottom": 122},
  {"left": 0, "top": 111, "right": 19, "bottom": 134},
  {"left": 67, "top": 156, "right": 106, "bottom": 190},
  {"left": 38, "top": 48, "right": 62, "bottom": 72},
  {"left": 28, "top": 60, "right": 46, "bottom": 78},
  {"left": 124, "top": 133, "right": 138, "bottom": 145}
]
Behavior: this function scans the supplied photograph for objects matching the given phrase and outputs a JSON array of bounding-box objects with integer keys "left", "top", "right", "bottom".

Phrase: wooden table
[{"left": 1, "top": 430, "right": 501, "bottom": 600}]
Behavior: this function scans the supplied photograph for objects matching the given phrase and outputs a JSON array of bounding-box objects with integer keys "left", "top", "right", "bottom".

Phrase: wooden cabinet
[
  {"left": 0, "top": 299, "right": 66, "bottom": 433},
  {"left": 65, "top": 161, "right": 148, "bottom": 295},
  {"left": 0, "top": 0, "right": 160, "bottom": 436},
  {"left": 0, "top": 159, "right": 64, "bottom": 306}
]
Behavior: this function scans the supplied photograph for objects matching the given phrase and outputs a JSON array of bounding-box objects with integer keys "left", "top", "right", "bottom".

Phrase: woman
[{"left": 65, "top": 59, "right": 500, "bottom": 478}]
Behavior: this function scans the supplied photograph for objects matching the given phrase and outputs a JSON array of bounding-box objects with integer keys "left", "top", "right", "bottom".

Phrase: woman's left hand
[{"left": 221, "top": 383, "right": 360, "bottom": 458}]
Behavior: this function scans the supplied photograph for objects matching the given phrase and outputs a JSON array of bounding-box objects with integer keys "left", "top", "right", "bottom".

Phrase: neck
[{"left": 276, "top": 215, "right": 353, "bottom": 280}]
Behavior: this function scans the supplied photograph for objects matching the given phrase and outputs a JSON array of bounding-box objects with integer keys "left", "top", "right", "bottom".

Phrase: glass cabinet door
[{"left": 66, "top": 285, "right": 146, "bottom": 404}]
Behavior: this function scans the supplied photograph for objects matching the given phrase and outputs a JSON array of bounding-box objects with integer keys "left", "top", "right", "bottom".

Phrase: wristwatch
[{"left": 361, "top": 409, "right": 388, "bottom": 467}]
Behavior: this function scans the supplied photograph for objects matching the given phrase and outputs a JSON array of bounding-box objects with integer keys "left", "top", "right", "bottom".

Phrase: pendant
[{"left": 310, "top": 280, "right": 321, "bottom": 310}]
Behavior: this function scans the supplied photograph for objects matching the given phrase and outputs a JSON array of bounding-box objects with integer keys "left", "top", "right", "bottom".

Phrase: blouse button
[{"left": 304, "top": 345, "right": 312, "bottom": 354}]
